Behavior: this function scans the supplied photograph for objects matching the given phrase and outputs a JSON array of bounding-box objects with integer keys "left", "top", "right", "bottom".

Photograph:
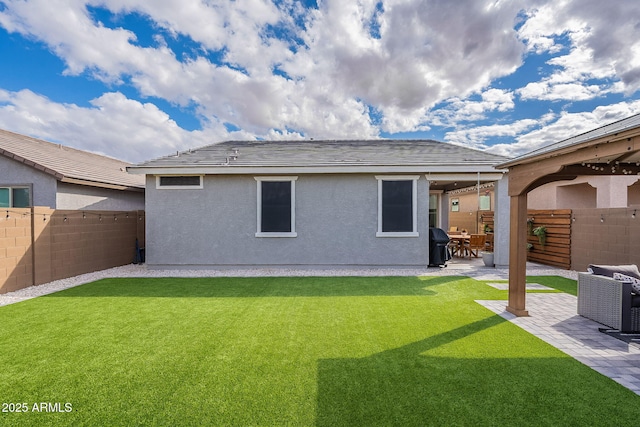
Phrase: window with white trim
[
  {"left": 375, "top": 176, "right": 419, "bottom": 237},
  {"left": 479, "top": 194, "right": 491, "bottom": 211},
  {"left": 156, "top": 175, "right": 203, "bottom": 189},
  {"left": 429, "top": 193, "right": 439, "bottom": 228},
  {"left": 255, "top": 176, "right": 297, "bottom": 237},
  {"left": 0, "top": 186, "right": 31, "bottom": 208}
]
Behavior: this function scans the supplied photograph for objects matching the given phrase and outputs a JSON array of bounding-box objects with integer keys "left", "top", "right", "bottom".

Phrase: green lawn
[
  {"left": 0, "top": 276, "right": 637, "bottom": 426},
  {"left": 527, "top": 275, "right": 579, "bottom": 295}
]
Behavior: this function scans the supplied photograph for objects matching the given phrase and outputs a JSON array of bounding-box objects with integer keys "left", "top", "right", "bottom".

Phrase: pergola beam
[{"left": 561, "top": 164, "right": 640, "bottom": 177}]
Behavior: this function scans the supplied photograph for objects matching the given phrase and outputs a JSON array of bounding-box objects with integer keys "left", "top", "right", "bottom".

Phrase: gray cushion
[{"left": 588, "top": 264, "right": 640, "bottom": 280}]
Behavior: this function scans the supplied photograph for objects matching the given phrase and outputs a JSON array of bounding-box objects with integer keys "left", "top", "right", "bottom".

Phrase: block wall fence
[
  {"left": 571, "top": 207, "right": 640, "bottom": 271},
  {"left": 0, "top": 207, "right": 145, "bottom": 294}
]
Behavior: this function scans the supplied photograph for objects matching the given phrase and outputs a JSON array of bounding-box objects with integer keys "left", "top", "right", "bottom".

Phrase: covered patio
[{"left": 498, "top": 114, "right": 640, "bottom": 317}]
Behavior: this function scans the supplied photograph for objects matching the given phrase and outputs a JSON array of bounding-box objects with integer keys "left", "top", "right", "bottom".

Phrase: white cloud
[
  {"left": 0, "top": 89, "right": 229, "bottom": 162},
  {"left": 487, "top": 101, "right": 640, "bottom": 157},
  {"left": 0, "top": 0, "right": 639, "bottom": 155},
  {"left": 446, "top": 99, "right": 640, "bottom": 158},
  {"left": 0, "top": 0, "right": 379, "bottom": 139},
  {"left": 517, "top": 34, "right": 618, "bottom": 101},
  {"left": 518, "top": 82, "right": 605, "bottom": 101},
  {"left": 428, "top": 89, "right": 516, "bottom": 127},
  {"left": 0, "top": 0, "right": 529, "bottom": 137},
  {"left": 0, "top": 0, "right": 155, "bottom": 81},
  {"left": 444, "top": 116, "right": 549, "bottom": 150},
  {"left": 290, "top": 0, "right": 526, "bottom": 132},
  {"left": 516, "top": 0, "right": 640, "bottom": 100}
]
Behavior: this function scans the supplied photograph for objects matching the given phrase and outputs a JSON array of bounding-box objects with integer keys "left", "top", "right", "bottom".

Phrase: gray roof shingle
[
  {"left": 0, "top": 129, "right": 144, "bottom": 189},
  {"left": 133, "top": 139, "right": 509, "bottom": 171}
]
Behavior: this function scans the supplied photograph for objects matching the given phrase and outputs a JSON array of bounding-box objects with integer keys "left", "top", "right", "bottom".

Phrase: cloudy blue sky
[{"left": 1, "top": 0, "right": 640, "bottom": 164}]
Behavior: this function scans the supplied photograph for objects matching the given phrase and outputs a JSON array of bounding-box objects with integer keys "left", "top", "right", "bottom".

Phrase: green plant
[
  {"left": 484, "top": 224, "right": 492, "bottom": 233},
  {"left": 533, "top": 226, "right": 547, "bottom": 247},
  {"left": 527, "top": 217, "right": 535, "bottom": 235},
  {"left": 527, "top": 242, "right": 533, "bottom": 251}
]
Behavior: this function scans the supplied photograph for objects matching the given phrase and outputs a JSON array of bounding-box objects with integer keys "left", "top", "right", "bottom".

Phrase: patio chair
[
  {"left": 448, "top": 239, "right": 461, "bottom": 257},
  {"left": 463, "top": 234, "right": 486, "bottom": 258},
  {"left": 578, "top": 270, "right": 640, "bottom": 333},
  {"left": 484, "top": 233, "right": 494, "bottom": 252}
]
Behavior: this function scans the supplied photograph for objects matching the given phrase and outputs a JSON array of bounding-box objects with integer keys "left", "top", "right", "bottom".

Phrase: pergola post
[{"left": 507, "top": 192, "right": 529, "bottom": 316}]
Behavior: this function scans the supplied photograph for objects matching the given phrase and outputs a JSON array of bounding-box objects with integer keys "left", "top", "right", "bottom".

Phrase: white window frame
[
  {"left": 375, "top": 175, "right": 419, "bottom": 237},
  {"left": 428, "top": 191, "right": 442, "bottom": 229},
  {"left": 254, "top": 176, "right": 298, "bottom": 238},
  {"left": 479, "top": 194, "right": 491, "bottom": 211},
  {"left": 156, "top": 175, "right": 203, "bottom": 189}
]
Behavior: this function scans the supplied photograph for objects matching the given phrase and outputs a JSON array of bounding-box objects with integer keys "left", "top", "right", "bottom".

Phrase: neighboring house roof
[
  {"left": 0, "top": 129, "right": 144, "bottom": 191},
  {"left": 129, "top": 140, "right": 510, "bottom": 177},
  {"left": 498, "top": 113, "right": 640, "bottom": 168}
]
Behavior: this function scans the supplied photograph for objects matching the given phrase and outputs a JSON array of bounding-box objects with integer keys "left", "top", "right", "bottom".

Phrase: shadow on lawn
[
  {"left": 315, "top": 315, "right": 636, "bottom": 426},
  {"left": 42, "top": 276, "right": 469, "bottom": 298},
  {"left": 317, "top": 316, "right": 505, "bottom": 426}
]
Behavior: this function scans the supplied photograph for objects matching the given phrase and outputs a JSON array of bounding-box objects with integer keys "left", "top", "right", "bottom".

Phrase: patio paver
[{"left": 477, "top": 293, "right": 640, "bottom": 395}]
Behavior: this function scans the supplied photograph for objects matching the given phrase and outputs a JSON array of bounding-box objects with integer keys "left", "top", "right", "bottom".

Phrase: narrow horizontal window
[{"left": 156, "top": 175, "right": 203, "bottom": 189}]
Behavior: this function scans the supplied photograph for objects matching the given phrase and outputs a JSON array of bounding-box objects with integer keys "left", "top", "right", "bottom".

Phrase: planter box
[{"left": 482, "top": 252, "right": 494, "bottom": 267}]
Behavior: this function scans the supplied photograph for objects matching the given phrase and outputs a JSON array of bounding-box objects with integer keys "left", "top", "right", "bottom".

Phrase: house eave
[
  {"left": 127, "top": 164, "right": 506, "bottom": 176},
  {"left": 2, "top": 147, "right": 144, "bottom": 191},
  {"left": 60, "top": 177, "right": 145, "bottom": 192},
  {"left": 0, "top": 148, "right": 64, "bottom": 180}
]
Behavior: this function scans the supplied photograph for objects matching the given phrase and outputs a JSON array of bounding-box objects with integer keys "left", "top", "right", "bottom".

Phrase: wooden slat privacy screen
[{"left": 526, "top": 209, "right": 572, "bottom": 269}]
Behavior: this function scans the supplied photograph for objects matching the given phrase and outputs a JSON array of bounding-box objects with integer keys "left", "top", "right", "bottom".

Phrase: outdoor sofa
[{"left": 577, "top": 264, "right": 640, "bottom": 333}]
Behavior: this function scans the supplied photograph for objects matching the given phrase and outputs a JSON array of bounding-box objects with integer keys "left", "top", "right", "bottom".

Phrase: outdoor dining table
[{"left": 448, "top": 233, "right": 470, "bottom": 258}]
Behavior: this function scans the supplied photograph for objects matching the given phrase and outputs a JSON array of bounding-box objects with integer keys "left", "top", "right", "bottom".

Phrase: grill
[{"left": 429, "top": 227, "right": 451, "bottom": 267}]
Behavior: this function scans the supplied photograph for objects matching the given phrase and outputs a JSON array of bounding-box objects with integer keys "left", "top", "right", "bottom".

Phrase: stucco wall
[
  {"left": 56, "top": 182, "right": 145, "bottom": 210},
  {"left": 493, "top": 178, "right": 509, "bottom": 268},
  {"left": 528, "top": 176, "right": 640, "bottom": 209},
  {"left": 557, "top": 183, "right": 597, "bottom": 208},
  {"left": 629, "top": 181, "right": 640, "bottom": 206},
  {"left": 0, "top": 155, "right": 57, "bottom": 207},
  {"left": 447, "top": 187, "right": 495, "bottom": 234},
  {"left": 145, "top": 174, "right": 431, "bottom": 268}
]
